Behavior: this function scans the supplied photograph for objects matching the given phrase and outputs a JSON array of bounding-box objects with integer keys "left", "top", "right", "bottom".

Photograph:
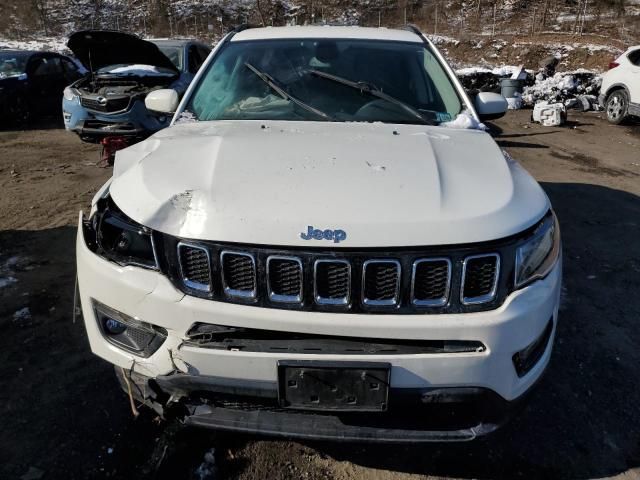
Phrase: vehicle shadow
[
  {"left": 0, "top": 116, "right": 65, "bottom": 132},
  {"left": 495, "top": 139, "right": 549, "bottom": 149},
  {"left": 0, "top": 226, "right": 164, "bottom": 480},
  {"left": 304, "top": 182, "right": 640, "bottom": 479}
]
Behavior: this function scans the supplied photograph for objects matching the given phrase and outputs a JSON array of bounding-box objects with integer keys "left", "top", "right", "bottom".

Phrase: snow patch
[
  {"left": 0, "top": 276, "right": 17, "bottom": 289},
  {"left": 0, "top": 256, "right": 21, "bottom": 289},
  {"left": 100, "top": 64, "right": 175, "bottom": 76},
  {"left": 0, "top": 37, "right": 69, "bottom": 53},
  {"left": 175, "top": 110, "right": 198, "bottom": 124},
  {"left": 441, "top": 111, "right": 487, "bottom": 131},
  {"left": 456, "top": 65, "right": 529, "bottom": 77},
  {"left": 13, "top": 307, "right": 31, "bottom": 322}
]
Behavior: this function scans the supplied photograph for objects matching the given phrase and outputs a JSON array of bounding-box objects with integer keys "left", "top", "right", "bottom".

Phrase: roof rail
[
  {"left": 403, "top": 24, "right": 424, "bottom": 37},
  {"left": 227, "top": 24, "right": 255, "bottom": 35}
]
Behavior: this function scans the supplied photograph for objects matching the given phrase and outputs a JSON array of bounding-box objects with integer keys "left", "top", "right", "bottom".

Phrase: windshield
[
  {"left": 0, "top": 52, "right": 29, "bottom": 79},
  {"left": 186, "top": 39, "right": 463, "bottom": 124},
  {"left": 156, "top": 45, "right": 183, "bottom": 70}
]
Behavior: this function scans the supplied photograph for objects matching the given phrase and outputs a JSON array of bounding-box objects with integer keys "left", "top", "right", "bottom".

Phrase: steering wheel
[{"left": 353, "top": 99, "right": 410, "bottom": 122}]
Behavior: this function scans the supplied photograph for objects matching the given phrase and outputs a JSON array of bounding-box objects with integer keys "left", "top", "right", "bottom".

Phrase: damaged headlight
[
  {"left": 515, "top": 211, "right": 561, "bottom": 288},
  {"left": 88, "top": 197, "right": 159, "bottom": 269},
  {"left": 63, "top": 87, "right": 77, "bottom": 102}
]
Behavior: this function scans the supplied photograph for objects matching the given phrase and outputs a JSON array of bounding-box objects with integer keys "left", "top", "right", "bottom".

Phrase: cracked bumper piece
[
  {"left": 117, "top": 367, "right": 541, "bottom": 442},
  {"left": 77, "top": 213, "right": 561, "bottom": 441}
]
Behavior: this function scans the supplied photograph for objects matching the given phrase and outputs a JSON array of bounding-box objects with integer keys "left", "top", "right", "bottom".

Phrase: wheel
[
  {"left": 605, "top": 89, "right": 629, "bottom": 125},
  {"left": 7, "top": 96, "right": 30, "bottom": 127}
]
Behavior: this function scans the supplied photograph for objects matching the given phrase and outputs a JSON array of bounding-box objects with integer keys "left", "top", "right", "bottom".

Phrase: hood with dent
[
  {"left": 67, "top": 30, "right": 178, "bottom": 74},
  {"left": 110, "top": 121, "right": 549, "bottom": 247}
]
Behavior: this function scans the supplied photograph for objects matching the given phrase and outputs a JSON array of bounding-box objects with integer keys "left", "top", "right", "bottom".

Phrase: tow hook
[{"left": 99, "top": 136, "right": 129, "bottom": 167}]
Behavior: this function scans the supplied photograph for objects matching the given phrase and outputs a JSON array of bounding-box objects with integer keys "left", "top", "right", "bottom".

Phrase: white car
[
  {"left": 599, "top": 45, "right": 640, "bottom": 124},
  {"left": 76, "top": 25, "right": 562, "bottom": 442}
]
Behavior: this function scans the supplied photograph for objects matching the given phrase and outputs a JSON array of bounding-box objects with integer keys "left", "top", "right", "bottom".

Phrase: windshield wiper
[
  {"left": 244, "top": 62, "right": 332, "bottom": 121},
  {"left": 307, "top": 69, "right": 434, "bottom": 125}
]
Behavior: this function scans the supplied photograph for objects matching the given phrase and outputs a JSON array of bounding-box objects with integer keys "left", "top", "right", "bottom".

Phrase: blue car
[
  {"left": 62, "top": 30, "right": 210, "bottom": 148},
  {"left": 1, "top": 50, "right": 84, "bottom": 126}
]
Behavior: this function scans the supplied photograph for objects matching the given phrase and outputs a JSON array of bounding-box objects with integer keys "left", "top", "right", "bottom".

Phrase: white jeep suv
[
  {"left": 600, "top": 45, "right": 640, "bottom": 124},
  {"left": 76, "top": 25, "right": 562, "bottom": 442}
]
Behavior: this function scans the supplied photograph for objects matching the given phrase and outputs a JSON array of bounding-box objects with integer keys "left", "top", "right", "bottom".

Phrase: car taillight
[{"left": 608, "top": 61, "right": 620, "bottom": 69}]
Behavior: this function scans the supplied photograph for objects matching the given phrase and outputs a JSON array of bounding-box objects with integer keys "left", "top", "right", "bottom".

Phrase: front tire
[{"left": 605, "top": 89, "right": 629, "bottom": 125}]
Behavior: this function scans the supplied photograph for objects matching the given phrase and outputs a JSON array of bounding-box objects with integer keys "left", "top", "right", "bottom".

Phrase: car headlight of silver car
[
  {"left": 86, "top": 197, "right": 159, "bottom": 270},
  {"left": 514, "top": 211, "right": 561, "bottom": 288},
  {"left": 63, "top": 87, "right": 77, "bottom": 101}
]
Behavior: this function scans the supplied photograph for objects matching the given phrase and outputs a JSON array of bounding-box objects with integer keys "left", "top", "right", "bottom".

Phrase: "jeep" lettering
[{"left": 300, "top": 226, "right": 347, "bottom": 244}]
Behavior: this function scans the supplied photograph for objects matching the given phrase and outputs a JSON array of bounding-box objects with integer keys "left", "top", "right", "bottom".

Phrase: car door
[
  {"left": 60, "top": 56, "right": 83, "bottom": 86},
  {"left": 627, "top": 49, "right": 640, "bottom": 104},
  {"left": 27, "top": 55, "right": 64, "bottom": 115},
  {"left": 187, "top": 45, "right": 204, "bottom": 75}
]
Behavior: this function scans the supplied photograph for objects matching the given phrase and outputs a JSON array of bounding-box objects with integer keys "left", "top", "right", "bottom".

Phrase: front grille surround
[
  {"left": 314, "top": 259, "right": 351, "bottom": 306},
  {"left": 80, "top": 95, "right": 131, "bottom": 113},
  {"left": 362, "top": 259, "right": 401, "bottom": 307},
  {"left": 411, "top": 258, "right": 452, "bottom": 307},
  {"left": 267, "top": 256, "right": 304, "bottom": 304},
  {"left": 177, "top": 242, "right": 212, "bottom": 292},
  {"left": 220, "top": 251, "right": 257, "bottom": 299},
  {"left": 460, "top": 254, "right": 501, "bottom": 305}
]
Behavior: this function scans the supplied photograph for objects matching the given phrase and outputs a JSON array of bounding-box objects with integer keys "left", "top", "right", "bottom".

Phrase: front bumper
[
  {"left": 76, "top": 213, "right": 561, "bottom": 441},
  {"left": 62, "top": 97, "right": 170, "bottom": 143}
]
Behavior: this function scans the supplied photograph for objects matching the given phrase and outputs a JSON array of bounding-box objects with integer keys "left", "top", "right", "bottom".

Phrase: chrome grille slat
[
  {"left": 177, "top": 243, "right": 212, "bottom": 292},
  {"left": 362, "top": 260, "right": 401, "bottom": 306},
  {"left": 411, "top": 258, "right": 451, "bottom": 307},
  {"left": 461, "top": 254, "right": 500, "bottom": 305},
  {"left": 267, "top": 256, "right": 303, "bottom": 303},
  {"left": 221, "top": 251, "right": 257, "bottom": 299},
  {"left": 314, "top": 259, "right": 351, "bottom": 305}
]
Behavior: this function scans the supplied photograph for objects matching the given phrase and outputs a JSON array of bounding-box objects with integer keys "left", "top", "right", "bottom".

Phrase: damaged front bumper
[
  {"left": 76, "top": 213, "right": 561, "bottom": 442},
  {"left": 116, "top": 367, "right": 544, "bottom": 442}
]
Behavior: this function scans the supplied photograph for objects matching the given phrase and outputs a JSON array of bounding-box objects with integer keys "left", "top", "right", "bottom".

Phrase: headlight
[
  {"left": 63, "top": 87, "right": 77, "bottom": 101},
  {"left": 92, "top": 199, "right": 158, "bottom": 269},
  {"left": 515, "top": 211, "right": 561, "bottom": 288}
]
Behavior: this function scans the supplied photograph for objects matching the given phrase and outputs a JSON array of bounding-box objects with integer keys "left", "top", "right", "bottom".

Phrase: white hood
[{"left": 110, "top": 120, "right": 548, "bottom": 247}]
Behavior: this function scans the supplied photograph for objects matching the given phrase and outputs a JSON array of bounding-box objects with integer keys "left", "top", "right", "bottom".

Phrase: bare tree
[
  {"left": 256, "top": 0, "right": 267, "bottom": 26},
  {"left": 32, "top": 0, "right": 49, "bottom": 35}
]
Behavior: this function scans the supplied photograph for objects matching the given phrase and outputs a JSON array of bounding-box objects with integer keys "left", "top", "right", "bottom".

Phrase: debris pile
[
  {"left": 522, "top": 71, "right": 602, "bottom": 111},
  {"left": 456, "top": 65, "right": 602, "bottom": 113},
  {"left": 456, "top": 66, "right": 535, "bottom": 94},
  {"left": 533, "top": 102, "right": 567, "bottom": 126}
]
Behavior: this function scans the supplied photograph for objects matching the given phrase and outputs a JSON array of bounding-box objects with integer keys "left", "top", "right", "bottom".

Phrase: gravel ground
[{"left": 0, "top": 111, "right": 639, "bottom": 480}]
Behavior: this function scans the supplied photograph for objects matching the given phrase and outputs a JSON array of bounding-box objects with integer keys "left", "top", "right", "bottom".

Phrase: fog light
[
  {"left": 512, "top": 319, "right": 554, "bottom": 377},
  {"left": 104, "top": 318, "right": 127, "bottom": 334},
  {"left": 92, "top": 300, "right": 167, "bottom": 358}
]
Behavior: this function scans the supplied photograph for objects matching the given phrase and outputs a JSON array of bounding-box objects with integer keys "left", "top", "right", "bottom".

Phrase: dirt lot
[{"left": 0, "top": 112, "right": 639, "bottom": 480}]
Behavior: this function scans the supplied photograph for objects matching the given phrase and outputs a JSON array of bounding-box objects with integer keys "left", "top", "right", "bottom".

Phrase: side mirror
[
  {"left": 145, "top": 89, "right": 179, "bottom": 114},
  {"left": 474, "top": 92, "right": 508, "bottom": 121}
]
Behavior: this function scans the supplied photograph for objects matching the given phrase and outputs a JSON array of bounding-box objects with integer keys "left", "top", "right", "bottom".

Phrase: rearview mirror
[
  {"left": 145, "top": 89, "right": 179, "bottom": 114},
  {"left": 474, "top": 92, "right": 508, "bottom": 121}
]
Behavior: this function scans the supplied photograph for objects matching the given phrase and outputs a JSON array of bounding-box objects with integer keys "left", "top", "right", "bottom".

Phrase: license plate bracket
[{"left": 277, "top": 360, "right": 390, "bottom": 412}]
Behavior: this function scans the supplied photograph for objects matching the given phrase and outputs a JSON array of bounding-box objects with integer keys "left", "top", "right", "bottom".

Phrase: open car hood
[{"left": 67, "top": 30, "right": 179, "bottom": 74}]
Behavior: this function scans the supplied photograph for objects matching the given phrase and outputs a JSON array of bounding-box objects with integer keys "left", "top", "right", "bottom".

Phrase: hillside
[{"left": 1, "top": 0, "right": 639, "bottom": 71}]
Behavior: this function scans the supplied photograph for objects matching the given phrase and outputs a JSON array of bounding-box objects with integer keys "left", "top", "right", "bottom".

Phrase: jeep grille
[
  {"left": 165, "top": 237, "right": 512, "bottom": 314},
  {"left": 221, "top": 251, "right": 257, "bottom": 298},
  {"left": 177, "top": 243, "right": 212, "bottom": 292}
]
